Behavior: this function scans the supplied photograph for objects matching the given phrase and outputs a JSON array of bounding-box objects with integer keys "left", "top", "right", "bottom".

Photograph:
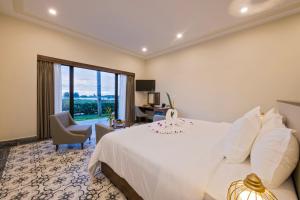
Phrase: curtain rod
[{"left": 37, "top": 55, "right": 135, "bottom": 77}]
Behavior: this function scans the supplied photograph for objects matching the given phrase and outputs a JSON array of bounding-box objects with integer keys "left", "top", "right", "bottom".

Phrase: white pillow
[
  {"left": 244, "top": 106, "right": 261, "bottom": 118},
  {"left": 263, "top": 108, "right": 276, "bottom": 123},
  {"left": 260, "top": 113, "right": 285, "bottom": 136},
  {"left": 252, "top": 113, "right": 285, "bottom": 151},
  {"left": 223, "top": 107, "right": 261, "bottom": 163},
  {"left": 251, "top": 128, "right": 299, "bottom": 188}
]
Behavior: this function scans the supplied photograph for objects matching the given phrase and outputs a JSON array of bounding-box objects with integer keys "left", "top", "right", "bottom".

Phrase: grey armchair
[
  {"left": 50, "top": 112, "right": 92, "bottom": 150},
  {"left": 95, "top": 123, "right": 114, "bottom": 144}
]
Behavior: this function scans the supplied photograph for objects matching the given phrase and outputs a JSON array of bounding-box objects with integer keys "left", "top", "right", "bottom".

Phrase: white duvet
[{"left": 89, "top": 119, "right": 231, "bottom": 200}]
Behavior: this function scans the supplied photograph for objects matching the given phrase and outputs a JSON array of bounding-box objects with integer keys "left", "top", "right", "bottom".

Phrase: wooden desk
[
  {"left": 153, "top": 107, "right": 169, "bottom": 114},
  {"left": 138, "top": 106, "right": 169, "bottom": 116}
]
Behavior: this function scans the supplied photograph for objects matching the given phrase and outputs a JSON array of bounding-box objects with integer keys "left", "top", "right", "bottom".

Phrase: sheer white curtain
[
  {"left": 54, "top": 64, "right": 62, "bottom": 113},
  {"left": 118, "top": 75, "right": 127, "bottom": 120}
]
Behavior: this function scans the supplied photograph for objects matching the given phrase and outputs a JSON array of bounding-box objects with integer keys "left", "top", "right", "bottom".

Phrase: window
[{"left": 54, "top": 65, "right": 126, "bottom": 124}]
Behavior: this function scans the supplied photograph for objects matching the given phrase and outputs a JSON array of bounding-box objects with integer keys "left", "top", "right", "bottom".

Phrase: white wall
[
  {"left": 2, "top": 12, "right": 300, "bottom": 141},
  {"left": 0, "top": 14, "right": 146, "bottom": 141},
  {"left": 145, "top": 14, "right": 300, "bottom": 122}
]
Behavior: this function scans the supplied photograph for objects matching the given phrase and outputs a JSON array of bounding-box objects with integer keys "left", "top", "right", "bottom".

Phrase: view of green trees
[{"left": 62, "top": 92, "right": 115, "bottom": 121}]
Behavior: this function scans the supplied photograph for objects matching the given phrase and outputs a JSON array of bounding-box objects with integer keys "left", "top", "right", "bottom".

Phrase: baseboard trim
[{"left": 0, "top": 136, "right": 38, "bottom": 148}]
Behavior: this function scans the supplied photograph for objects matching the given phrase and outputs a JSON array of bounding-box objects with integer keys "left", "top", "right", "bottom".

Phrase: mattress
[
  {"left": 206, "top": 159, "right": 298, "bottom": 200},
  {"left": 89, "top": 119, "right": 232, "bottom": 200},
  {"left": 89, "top": 119, "right": 298, "bottom": 200}
]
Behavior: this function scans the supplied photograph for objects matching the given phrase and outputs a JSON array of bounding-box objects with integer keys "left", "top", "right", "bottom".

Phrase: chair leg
[
  {"left": 81, "top": 143, "right": 84, "bottom": 149},
  {"left": 89, "top": 137, "right": 91, "bottom": 141},
  {"left": 55, "top": 145, "right": 59, "bottom": 151}
]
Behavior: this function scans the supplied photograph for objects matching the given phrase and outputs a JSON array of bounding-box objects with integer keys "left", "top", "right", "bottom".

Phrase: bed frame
[
  {"left": 277, "top": 100, "right": 300, "bottom": 197},
  {"left": 101, "top": 162, "right": 142, "bottom": 199},
  {"left": 101, "top": 100, "right": 300, "bottom": 200}
]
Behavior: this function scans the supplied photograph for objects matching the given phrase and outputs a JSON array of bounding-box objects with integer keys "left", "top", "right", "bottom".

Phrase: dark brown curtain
[
  {"left": 125, "top": 75, "right": 135, "bottom": 126},
  {"left": 37, "top": 60, "right": 54, "bottom": 140}
]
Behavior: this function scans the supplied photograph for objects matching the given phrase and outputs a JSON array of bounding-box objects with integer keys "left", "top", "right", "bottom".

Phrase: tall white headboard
[{"left": 277, "top": 100, "right": 300, "bottom": 197}]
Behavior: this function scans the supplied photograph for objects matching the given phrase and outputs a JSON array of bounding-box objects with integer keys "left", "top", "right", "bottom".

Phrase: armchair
[
  {"left": 50, "top": 112, "right": 92, "bottom": 150},
  {"left": 95, "top": 123, "right": 114, "bottom": 144}
]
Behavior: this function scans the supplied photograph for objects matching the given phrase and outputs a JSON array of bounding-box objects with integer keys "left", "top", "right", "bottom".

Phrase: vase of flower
[{"left": 105, "top": 107, "right": 114, "bottom": 127}]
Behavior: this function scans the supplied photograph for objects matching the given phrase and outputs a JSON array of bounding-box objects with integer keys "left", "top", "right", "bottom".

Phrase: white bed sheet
[
  {"left": 89, "top": 119, "right": 231, "bottom": 200},
  {"left": 206, "top": 159, "right": 298, "bottom": 200}
]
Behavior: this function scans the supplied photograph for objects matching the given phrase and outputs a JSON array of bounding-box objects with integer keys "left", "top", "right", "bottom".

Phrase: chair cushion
[
  {"left": 67, "top": 125, "right": 92, "bottom": 135},
  {"left": 153, "top": 115, "right": 166, "bottom": 122},
  {"left": 55, "top": 112, "right": 71, "bottom": 127}
]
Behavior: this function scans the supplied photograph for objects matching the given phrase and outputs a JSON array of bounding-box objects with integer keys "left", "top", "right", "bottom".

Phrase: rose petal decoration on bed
[{"left": 148, "top": 118, "right": 194, "bottom": 134}]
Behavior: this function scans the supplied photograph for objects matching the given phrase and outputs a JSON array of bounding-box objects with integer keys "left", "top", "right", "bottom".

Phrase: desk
[
  {"left": 138, "top": 106, "right": 169, "bottom": 122},
  {"left": 139, "top": 106, "right": 169, "bottom": 114}
]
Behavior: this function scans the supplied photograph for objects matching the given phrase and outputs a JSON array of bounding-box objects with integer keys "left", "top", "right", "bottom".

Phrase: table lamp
[{"left": 227, "top": 173, "right": 277, "bottom": 200}]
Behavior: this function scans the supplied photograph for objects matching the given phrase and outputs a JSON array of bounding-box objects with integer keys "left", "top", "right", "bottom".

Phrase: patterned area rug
[{"left": 0, "top": 139, "right": 126, "bottom": 200}]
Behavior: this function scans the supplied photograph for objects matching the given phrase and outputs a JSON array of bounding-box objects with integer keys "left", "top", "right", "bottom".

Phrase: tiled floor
[
  {"left": 0, "top": 119, "right": 145, "bottom": 200},
  {"left": 0, "top": 135, "right": 125, "bottom": 200}
]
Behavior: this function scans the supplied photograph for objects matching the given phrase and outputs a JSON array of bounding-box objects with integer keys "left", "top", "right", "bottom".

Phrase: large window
[
  {"left": 54, "top": 65, "right": 125, "bottom": 123},
  {"left": 73, "top": 68, "right": 98, "bottom": 121},
  {"left": 61, "top": 65, "right": 70, "bottom": 112},
  {"left": 101, "top": 72, "right": 116, "bottom": 118}
]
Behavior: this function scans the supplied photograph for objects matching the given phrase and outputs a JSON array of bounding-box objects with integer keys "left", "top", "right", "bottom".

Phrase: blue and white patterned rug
[{"left": 0, "top": 139, "right": 126, "bottom": 200}]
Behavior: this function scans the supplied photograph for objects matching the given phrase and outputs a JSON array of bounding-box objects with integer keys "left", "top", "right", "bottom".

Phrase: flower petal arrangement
[{"left": 149, "top": 118, "right": 194, "bottom": 134}]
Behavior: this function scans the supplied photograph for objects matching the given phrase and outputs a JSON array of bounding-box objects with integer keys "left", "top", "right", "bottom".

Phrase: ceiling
[{"left": 1, "top": 0, "right": 300, "bottom": 58}]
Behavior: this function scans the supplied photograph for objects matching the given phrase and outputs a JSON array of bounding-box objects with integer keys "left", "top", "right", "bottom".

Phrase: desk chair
[{"left": 135, "top": 106, "right": 153, "bottom": 122}]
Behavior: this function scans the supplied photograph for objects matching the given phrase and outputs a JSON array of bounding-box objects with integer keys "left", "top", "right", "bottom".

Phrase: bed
[{"left": 88, "top": 100, "right": 300, "bottom": 200}]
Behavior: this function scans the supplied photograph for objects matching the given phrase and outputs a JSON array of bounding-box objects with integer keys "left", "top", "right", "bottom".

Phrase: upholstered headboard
[{"left": 277, "top": 100, "right": 300, "bottom": 197}]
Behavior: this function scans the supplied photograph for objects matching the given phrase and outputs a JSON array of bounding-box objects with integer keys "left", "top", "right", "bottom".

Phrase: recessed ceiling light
[
  {"left": 176, "top": 33, "right": 183, "bottom": 39},
  {"left": 240, "top": 6, "right": 248, "bottom": 14},
  {"left": 142, "top": 47, "right": 148, "bottom": 52},
  {"left": 48, "top": 8, "right": 57, "bottom": 16}
]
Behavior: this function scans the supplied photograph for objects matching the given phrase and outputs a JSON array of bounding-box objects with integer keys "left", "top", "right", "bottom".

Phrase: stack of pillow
[{"left": 222, "top": 106, "right": 299, "bottom": 188}]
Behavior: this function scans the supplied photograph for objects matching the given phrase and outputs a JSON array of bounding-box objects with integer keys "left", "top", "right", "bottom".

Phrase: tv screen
[{"left": 136, "top": 80, "right": 155, "bottom": 91}]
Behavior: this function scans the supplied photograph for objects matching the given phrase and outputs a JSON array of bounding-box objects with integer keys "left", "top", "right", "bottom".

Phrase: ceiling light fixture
[
  {"left": 230, "top": 0, "right": 284, "bottom": 17},
  {"left": 142, "top": 47, "right": 148, "bottom": 52},
  {"left": 48, "top": 8, "right": 57, "bottom": 16},
  {"left": 240, "top": 6, "right": 249, "bottom": 14},
  {"left": 176, "top": 33, "right": 183, "bottom": 39}
]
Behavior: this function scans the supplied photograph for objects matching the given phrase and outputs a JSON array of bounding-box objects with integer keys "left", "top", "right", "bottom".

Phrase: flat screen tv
[{"left": 136, "top": 80, "right": 155, "bottom": 91}]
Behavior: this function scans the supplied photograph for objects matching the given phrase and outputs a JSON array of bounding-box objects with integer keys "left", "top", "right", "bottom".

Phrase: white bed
[
  {"left": 89, "top": 119, "right": 231, "bottom": 200},
  {"left": 88, "top": 118, "right": 298, "bottom": 200}
]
